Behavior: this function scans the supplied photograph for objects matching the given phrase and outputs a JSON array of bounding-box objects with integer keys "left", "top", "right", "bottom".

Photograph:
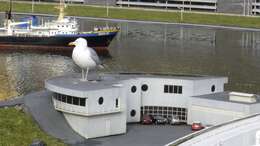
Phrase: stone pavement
[
  {"left": 3, "top": 90, "right": 192, "bottom": 146},
  {"left": 23, "top": 90, "right": 87, "bottom": 145},
  {"left": 0, "top": 96, "right": 24, "bottom": 107}
]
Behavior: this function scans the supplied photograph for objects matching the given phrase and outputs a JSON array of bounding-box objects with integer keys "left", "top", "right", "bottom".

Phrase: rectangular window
[
  {"left": 173, "top": 85, "right": 183, "bottom": 94},
  {"left": 67, "top": 96, "right": 72, "bottom": 104},
  {"left": 79, "top": 98, "right": 86, "bottom": 106},
  {"left": 73, "top": 97, "right": 79, "bottom": 105},
  {"left": 115, "top": 98, "right": 119, "bottom": 108},
  {"left": 164, "top": 85, "right": 168, "bottom": 93},
  {"left": 178, "top": 86, "right": 182, "bottom": 94},
  {"left": 62, "top": 95, "right": 66, "bottom": 102},
  {"left": 169, "top": 85, "right": 173, "bottom": 93},
  {"left": 58, "top": 94, "right": 62, "bottom": 101},
  {"left": 164, "top": 85, "right": 175, "bottom": 93},
  {"left": 174, "top": 85, "right": 178, "bottom": 93}
]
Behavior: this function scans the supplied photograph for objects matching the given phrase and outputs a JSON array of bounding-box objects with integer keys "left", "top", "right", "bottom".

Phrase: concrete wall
[
  {"left": 188, "top": 97, "right": 249, "bottom": 125},
  {"left": 121, "top": 77, "right": 227, "bottom": 123},
  {"left": 217, "top": 0, "right": 253, "bottom": 15},
  {"left": 53, "top": 0, "right": 254, "bottom": 14},
  {"left": 121, "top": 78, "right": 142, "bottom": 123},
  {"left": 138, "top": 77, "right": 194, "bottom": 108},
  {"left": 62, "top": 86, "right": 127, "bottom": 139},
  {"left": 193, "top": 78, "right": 227, "bottom": 96},
  {"left": 83, "top": 0, "right": 251, "bottom": 15},
  {"left": 84, "top": 0, "right": 117, "bottom": 5},
  {"left": 64, "top": 111, "right": 126, "bottom": 139},
  {"left": 250, "top": 103, "right": 260, "bottom": 115},
  {"left": 168, "top": 115, "right": 260, "bottom": 146},
  {"left": 87, "top": 88, "right": 121, "bottom": 115}
]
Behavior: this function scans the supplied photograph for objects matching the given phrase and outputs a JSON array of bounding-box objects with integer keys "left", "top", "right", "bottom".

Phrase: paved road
[
  {"left": 0, "top": 96, "right": 24, "bottom": 107},
  {"left": 22, "top": 90, "right": 192, "bottom": 146},
  {"left": 85, "top": 124, "right": 192, "bottom": 146},
  {"left": 23, "top": 90, "right": 87, "bottom": 145}
]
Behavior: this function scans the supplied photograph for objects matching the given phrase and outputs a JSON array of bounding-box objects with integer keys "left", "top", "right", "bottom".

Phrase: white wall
[
  {"left": 62, "top": 86, "right": 127, "bottom": 139},
  {"left": 121, "top": 79, "right": 142, "bottom": 122},
  {"left": 188, "top": 97, "right": 249, "bottom": 125},
  {"left": 250, "top": 103, "right": 260, "bottom": 115},
  {"left": 168, "top": 115, "right": 260, "bottom": 146},
  {"left": 138, "top": 77, "right": 194, "bottom": 108},
  {"left": 121, "top": 76, "right": 227, "bottom": 123},
  {"left": 64, "top": 112, "right": 126, "bottom": 139},
  {"left": 87, "top": 88, "right": 121, "bottom": 115},
  {"left": 193, "top": 78, "right": 227, "bottom": 96}
]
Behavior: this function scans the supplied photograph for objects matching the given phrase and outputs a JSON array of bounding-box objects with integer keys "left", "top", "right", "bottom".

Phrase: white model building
[
  {"left": 45, "top": 72, "right": 260, "bottom": 139},
  {"left": 188, "top": 91, "right": 260, "bottom": 125},
  {"left": 45, "top": 74, "right": 127, "bottom": 139}
]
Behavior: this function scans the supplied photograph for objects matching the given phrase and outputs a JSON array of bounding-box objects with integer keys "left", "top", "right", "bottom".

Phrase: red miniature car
[
  {"left": 141, "top": 115, "right": 153, "bottom": 124},
  {"left": 191, "top": 121, "right": 204, "bottom": 131}
]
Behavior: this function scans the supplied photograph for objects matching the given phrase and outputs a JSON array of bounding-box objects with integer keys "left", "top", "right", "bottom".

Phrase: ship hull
[{"left": 0, "top": 31, "right": 118, "bottom": 56}]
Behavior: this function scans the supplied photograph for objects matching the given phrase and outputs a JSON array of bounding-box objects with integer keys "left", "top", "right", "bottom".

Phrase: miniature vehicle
[
  {"left": 191, "top": 121, "right": 204, "bottom": 131},
  {"left": 168, "top": 115, "right": 182, "bottom": 125},
  {"left": 141, "top": 115, "right": 153, "bottom": 124},
  {"left": 153, "top": 116, "right": 168, "bottom": 125}
]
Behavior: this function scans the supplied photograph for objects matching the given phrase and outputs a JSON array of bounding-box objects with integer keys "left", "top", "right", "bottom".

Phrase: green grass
[
  {"left": 0, "top": 107, "right": 66, "bottom": 146},
  {"left": 0, "top": 1, "right": 260, "bottom": 28}
]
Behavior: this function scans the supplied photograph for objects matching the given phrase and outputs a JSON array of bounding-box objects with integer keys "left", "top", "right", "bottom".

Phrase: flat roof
[
  {"left": 192, "top": 92, "right": 260, "bottom": 105},
  {"left": 45, "top": 73, "right": 123, "bottom": 97},
  {"left": 45, "top": 72, "right": 227, "bottom": 97},
  {"left": 111, "top": 72, "right": 227, "bottom": 81}
]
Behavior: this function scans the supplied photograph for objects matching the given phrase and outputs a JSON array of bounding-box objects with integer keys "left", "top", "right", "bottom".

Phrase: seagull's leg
[
  {"left": 86, "top": 68, "right": 89, "bottom": 81},
  {"left": 82, "top": 69, "right": 85, "bottom": 81}
]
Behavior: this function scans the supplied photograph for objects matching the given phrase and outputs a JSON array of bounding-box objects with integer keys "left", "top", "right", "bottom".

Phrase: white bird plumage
[{"left": 69, "top": 38, "right": 102, "bottom": 81}]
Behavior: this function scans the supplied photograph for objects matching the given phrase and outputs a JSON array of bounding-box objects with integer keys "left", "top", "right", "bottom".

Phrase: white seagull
[{"left": 69, "top": 38, "right": 102, "bottom": 81}]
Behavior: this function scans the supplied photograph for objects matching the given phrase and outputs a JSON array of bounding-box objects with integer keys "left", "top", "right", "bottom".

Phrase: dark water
[{"left": 1, "top": 15, "right": 260, "bottom": 99}]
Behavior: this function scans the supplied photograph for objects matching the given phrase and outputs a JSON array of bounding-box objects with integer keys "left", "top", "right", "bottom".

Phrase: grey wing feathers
[{"left": 88, "top": 47, "right": 101, "bottom": 65}]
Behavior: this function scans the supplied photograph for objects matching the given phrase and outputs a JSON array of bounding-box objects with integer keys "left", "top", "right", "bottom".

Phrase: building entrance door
[{"left": 105, "top": 120, "right": 111, "bottom": 136}]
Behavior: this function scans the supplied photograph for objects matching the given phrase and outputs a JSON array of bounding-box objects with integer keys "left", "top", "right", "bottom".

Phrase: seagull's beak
[{"left": 68, "top": 42, "right": 75, "bottom": 46}]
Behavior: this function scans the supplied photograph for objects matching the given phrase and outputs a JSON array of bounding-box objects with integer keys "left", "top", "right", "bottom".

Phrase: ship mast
[
  {"left": 7, "top": 0, "right": 12, "bottom": 20},
  {"left": 56, "top": 0, "right": 66, "bottom": 22},
  {"left": 5, "top": 0, "right": 13, "bottom": 35}
]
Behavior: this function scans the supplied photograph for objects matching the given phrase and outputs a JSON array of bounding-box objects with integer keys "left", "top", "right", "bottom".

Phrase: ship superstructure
[{"left": 0, "top": 0, "right": 119, "bottom": 55}]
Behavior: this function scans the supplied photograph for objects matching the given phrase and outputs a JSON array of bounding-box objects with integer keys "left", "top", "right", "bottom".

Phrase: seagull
[{"left": 68, "top": 38, "right": 102, "bottom": 81}]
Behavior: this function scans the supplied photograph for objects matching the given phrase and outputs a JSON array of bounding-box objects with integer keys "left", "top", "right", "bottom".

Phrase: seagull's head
[{"left": 68, "top": 38, "right": 88, "bottom": 47}]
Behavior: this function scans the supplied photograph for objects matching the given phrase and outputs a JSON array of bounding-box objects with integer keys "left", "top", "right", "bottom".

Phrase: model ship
[{"left": 0, "top": 0, "right": 119, "bottom": 54}]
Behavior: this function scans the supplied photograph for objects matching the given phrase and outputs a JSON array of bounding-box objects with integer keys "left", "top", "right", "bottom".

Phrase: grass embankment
[
  {"left": 0, "top": 1, "right": 260, "bottom": 28},
  {"left": 0, "top": 107, "right": 66, "bottom": 146}
]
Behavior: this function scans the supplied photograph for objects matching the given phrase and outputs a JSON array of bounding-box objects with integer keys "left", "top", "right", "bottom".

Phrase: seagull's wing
[{"left": 88, "top": 47, "right": 101, "bottom": 65}]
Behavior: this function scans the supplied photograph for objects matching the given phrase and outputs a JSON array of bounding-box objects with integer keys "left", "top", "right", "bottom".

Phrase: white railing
[
  {"left": 116, "top": 1, "right": 217, "bottom": 10},
  {"left": 53, "top": 98, "right": 88, "bottom": 116},
  {"left": 165, "top": 114, "right": 260, "bottom": 146},
  {"left": 53, "top": 98, "right": 122, "bottom": 116}
]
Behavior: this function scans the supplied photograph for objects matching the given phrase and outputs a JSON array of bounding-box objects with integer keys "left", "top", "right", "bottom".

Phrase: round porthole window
[
  {"left": 131, "top": 86, "right": 137, "bottom": 93},
  {"left": 141, "top": 84, "right": 148, "bottom": 91},
  {"left": 211, "top": 85, "right": 215, "bottom": 92},
  {"left": 130, "top": 110, "right": 136, "bottom": 117},
  {"left": 98, "top": 97, "right": 104, "bottom": 105}
]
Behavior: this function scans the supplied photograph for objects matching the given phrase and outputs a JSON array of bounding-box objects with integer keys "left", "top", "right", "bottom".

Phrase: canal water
[{"left": 0, "top": 15, "right": 260, "bottom": 100}]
